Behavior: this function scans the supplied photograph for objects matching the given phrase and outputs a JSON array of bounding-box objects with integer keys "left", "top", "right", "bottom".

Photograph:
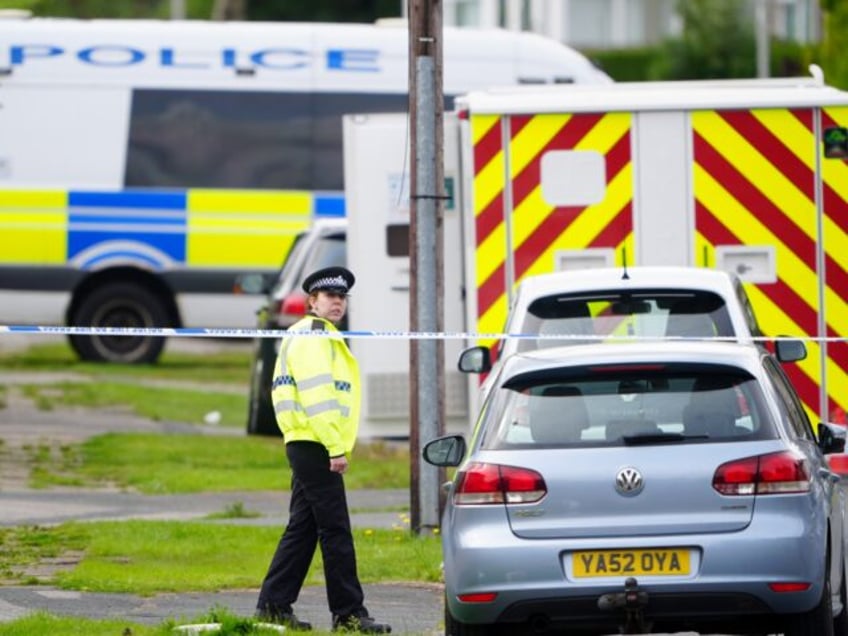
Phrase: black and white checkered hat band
[{"left": 308, "top": 275, "right": 349, "bottom": 293}]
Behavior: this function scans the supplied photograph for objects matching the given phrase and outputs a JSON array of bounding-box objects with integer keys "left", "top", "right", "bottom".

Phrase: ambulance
[
  {"left": 0, "top": 14, "right": 610, "bottom": 363},
  {"left": 343, "top": 67, "right": 848, "bottom": 436}
]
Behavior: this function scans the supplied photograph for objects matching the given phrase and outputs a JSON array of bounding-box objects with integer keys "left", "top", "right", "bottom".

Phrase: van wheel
[
  {"left": 785, "top": 574, "right": 835, "bottom": 636},
  {"left": 246, "top": 338, "right": 280, "bottom": 436},
  {"left": 68, "top": 283, "right": 168, "bottom": 364}
]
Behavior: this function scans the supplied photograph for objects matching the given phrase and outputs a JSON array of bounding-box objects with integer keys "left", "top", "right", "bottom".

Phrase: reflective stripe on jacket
[{"left": 271, "top": 315, "right": 361, "bottom": 457}]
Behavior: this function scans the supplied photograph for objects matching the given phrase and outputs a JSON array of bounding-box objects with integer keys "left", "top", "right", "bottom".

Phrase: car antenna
[{"left": 621, "top": 247, "right": 630, "bottom": 280}]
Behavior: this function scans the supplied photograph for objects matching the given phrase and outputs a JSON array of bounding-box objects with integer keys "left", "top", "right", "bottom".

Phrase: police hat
[{"left": 302, "top": 266, "right": 355, "bottom": 295}]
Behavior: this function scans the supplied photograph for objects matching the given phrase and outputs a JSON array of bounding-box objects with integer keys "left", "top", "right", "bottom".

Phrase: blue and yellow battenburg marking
[{"left": 0, "top": 188, "right": 344, "bottom": 270}]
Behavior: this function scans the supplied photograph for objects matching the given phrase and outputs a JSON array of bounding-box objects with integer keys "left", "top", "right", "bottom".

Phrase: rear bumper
[
  {"left": 494, "top": 591, "right": 788, "bottom": 635},
  {"left": 443, "top": 519, "right": 827, "bottom": 629}
]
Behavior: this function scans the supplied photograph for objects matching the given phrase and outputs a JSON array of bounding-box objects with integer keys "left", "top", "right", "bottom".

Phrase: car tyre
[
  {"left": 834, "top": 565, "right": 848, "bottom": 636},
  {"left": 246, "top": 337, "right": 280, "bottom": 437},
  {"left": 785, "top": 573, "right": 835, "bottom": 636},
  {"left": 444, "top": 595, "right": 492, "bottom": 636},
  {"left": 68, "top": 282, "right": 168, "bottom": 364}
]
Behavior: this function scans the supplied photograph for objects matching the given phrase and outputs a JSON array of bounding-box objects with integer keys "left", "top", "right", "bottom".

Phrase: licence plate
[{"left": 572, "top": 548, "right": 691, "bottom": 578}]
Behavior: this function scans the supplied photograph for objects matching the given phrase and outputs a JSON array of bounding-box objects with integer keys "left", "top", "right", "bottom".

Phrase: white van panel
[
  {"left": 0, "top": 86, "right": 129, "bottom": 187},
  {"left": 1, "top": 20, "right": 612, "bottom": 92},
  {"left": 633, "top": 110, "right": 691, "bottom": 266},
  {"left": 343, "top": 112, "right": 467, "bottom": 438}
]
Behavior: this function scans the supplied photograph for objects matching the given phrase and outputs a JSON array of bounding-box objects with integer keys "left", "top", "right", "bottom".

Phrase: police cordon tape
[{"left": 0, "top": 324, "right": 842, "bottom": 343}]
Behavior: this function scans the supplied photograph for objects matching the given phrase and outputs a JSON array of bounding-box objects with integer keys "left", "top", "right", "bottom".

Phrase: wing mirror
[
  {"left": 234, "top": 272, "right": 270, "bottom": 295},
  {"left": 423, "top": 435, "right": 467, "bottom": 468},
  {"left": 458, "top": 346, "right": 492, "bottom": 374},
  {"left": 818, "top": 421, "right": 846, "bottom": 455},
  {"left": 774, "top": 338, "right": 806, "bottom": 363}
]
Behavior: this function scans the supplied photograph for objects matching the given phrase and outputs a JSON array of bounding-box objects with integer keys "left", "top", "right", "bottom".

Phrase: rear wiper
[{"left": 621, "top": 432, "right": 709, "bottom": 445}]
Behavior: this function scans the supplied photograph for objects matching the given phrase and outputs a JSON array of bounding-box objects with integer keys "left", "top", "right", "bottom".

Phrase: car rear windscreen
[
  {"left": 517, "top": 289, "right": 734, "bottom": 352},
  {"left": 484, "top": 365, "right": 774, "bottom": 448}
]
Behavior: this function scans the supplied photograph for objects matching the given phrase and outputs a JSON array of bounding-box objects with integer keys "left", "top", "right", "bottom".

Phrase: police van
[{"left": 0, "top": 14, "right": 611, "bottom": 363}]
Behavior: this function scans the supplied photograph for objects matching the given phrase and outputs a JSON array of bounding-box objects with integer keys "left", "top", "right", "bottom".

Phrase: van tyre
[
  {"left": 246, "top": 337, "right": 280, "bottom": 436},
  {"left": 69, "top": 283, "right": 168, "bottom": 364}
]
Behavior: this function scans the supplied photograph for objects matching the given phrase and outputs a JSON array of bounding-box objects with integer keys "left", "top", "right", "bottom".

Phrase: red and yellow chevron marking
[
  {"left": 470, "top": 111, "right": 633, "bottom": 349},
  {"left": 692, "top": 107, "right": 848, "bottom": 421},
  {"left": 822, "top": 105, "right": 848, "bottom": 422}
]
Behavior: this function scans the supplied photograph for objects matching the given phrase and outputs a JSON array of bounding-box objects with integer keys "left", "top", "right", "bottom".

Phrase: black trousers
[{"left": 257, "top": 441, "right": 366, "bottom": 619}]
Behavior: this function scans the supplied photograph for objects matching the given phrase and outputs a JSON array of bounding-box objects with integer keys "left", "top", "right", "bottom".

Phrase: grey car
[
  {"left": 240, "top": 217, "right": 347, "bottom": 436},
  {"left": 425, "top": 340, "right": 848, "bottom": 636}
]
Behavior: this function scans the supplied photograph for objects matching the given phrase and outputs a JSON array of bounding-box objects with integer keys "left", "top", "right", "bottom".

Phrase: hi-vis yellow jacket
[{"left": 271, "top": 315, "right": 361, "bottom": 458}]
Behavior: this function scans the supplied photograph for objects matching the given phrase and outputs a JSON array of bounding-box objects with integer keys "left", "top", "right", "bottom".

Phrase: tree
[
  {"left": 2, "top": 0, "right": 401, "bottom": 21},
  {"left": 820, "top": 0, "right": 848, "bottom": 88},
  {"left": 4, "top": 0, "right": 215, "bottom": 18},
  {"left": 649, "top": 0, "right": 757, "bottom": 80},
  {"left": 245, "top": 0, "right": 400, "bottom": 22}
]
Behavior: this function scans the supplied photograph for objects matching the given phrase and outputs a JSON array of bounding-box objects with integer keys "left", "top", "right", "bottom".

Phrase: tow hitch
[{"left": 597, "top": 576, "right": 651, "bottom": 634}]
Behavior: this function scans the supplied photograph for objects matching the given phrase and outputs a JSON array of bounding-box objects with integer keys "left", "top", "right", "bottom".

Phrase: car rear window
[
  {"left": 482, "top": 365, "right": 774, "bottom": 449},
  {"left": 516, "top": 289, "right": 734, "bottom": 352},
  {"left": 271, "top": 231, "right": 346, "bottom": 297},
  {"left": 303, "top": 234, "right": 346, "bottom": 274}
]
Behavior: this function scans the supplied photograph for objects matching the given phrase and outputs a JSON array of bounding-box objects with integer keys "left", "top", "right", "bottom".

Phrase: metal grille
[{"left": 366, "top": 371, "right": 469, "bottom": 419}]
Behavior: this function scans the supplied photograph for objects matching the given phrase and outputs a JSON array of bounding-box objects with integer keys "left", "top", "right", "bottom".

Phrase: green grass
[
  {"left": 0, "top": 609, "right": 315, "bottom": 635},
  {"left": 0, "top": 609, "right": 421, "bottom": 635},
  {"left": 0, "top": 341, "right": 253, "bottom": 385},
  {"left": 0, "top": 521, "right": 442, "bottom": 594},
  {"left": 28, "top": 433, "right": 410, "bottom": 493},
  {"left": 0, "top": 341, "right": 438, "bottom": 635},
  {"left": 0, "top": 525, "right": 88, "bottom": 585},
  {"left": 0, "top": 613, "right": 162, "bottom": 636},
  {"left": 20, "top": 382, "right": 248, "bottom": 428},
  {"left": 2, "top": 340, "right": 252, "bottom": 424},
  {"left": 205, "top": 501, "right": 263, "bottom": 520}
]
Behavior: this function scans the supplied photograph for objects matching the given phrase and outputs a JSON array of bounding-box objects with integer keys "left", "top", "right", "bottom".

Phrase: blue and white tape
[{"left": 0, "top": 324, "right": 838, "bottom": 343}]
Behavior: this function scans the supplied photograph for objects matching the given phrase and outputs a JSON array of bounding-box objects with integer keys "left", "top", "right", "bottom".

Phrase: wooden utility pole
[
  {"left": 408, "top": 0, "right": 445, "bottom": 535},
  {"left": 211, "top": 0, "right": 246, "bottom": 21}
]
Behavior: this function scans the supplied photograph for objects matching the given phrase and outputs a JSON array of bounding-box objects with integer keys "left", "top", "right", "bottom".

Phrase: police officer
[{"left": 256, "top": 266, "right": 391, "bottom": 634}]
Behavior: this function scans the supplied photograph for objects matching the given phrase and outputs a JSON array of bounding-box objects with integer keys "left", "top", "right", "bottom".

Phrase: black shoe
[
  {"left": 332, "top": 614, "right": 392, "bottom": 633},
  {"left": 255, "top": 609, "right": 312, "bottom": 631}
]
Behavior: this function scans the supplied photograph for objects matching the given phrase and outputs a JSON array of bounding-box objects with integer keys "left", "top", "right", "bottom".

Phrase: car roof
[
  {"left": 501, "top": 340, "right": 764, "bottom": 379},
  {"left": 513, "top": 266, "right": 739, "bottom": 297},
  {"left": 309, "top": 217, "right": 347, "bottom": 233}
]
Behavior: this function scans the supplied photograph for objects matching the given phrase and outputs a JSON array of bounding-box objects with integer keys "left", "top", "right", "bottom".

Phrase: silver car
[{"left": 425, "top": 340, "right": 847, "bottom": 636}]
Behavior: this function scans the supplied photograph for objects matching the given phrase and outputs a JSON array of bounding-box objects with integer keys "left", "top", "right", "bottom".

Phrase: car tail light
[
  {"left": 768, "top": 582, "right": 811, "bottom": 593},
  {"left": 453, "top": 462, "right": 546, "bottom": 505},
  {"left": 828, "top": 454, "right": 848, "bottom": 477},
  {"left": 274, "top": 292, "right": 307, "bottom": 324},
  {"left": 713, "top": 451, "right": 811, "bottom": 496},
  {"left": 457, "top": 592, "right": 497, "bottom": 603}
]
